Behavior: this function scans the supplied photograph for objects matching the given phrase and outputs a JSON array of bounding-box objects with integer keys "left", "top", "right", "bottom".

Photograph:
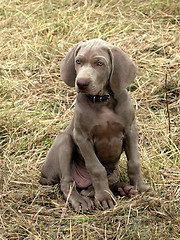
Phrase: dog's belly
[{"left": 91, "top": 121, "right": 124, "bottom": 171}]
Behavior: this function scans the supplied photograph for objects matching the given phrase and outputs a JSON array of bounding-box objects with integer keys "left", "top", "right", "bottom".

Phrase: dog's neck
[{"left": 85, "top": 90, "right": 114, "bottom": 103}]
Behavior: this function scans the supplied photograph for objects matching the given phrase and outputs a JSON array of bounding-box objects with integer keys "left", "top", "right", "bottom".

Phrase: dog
[{"left": 39, "top": 39, "right": 153, "bottom": 211}]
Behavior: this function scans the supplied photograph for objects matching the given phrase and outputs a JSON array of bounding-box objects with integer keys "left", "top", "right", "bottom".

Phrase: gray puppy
[{"left": 40, "top": 39, "right": 153, "bottom": 211}]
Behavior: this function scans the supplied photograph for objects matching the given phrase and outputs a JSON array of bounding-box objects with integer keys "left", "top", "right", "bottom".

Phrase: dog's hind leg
[{"left": 40, "top": 132, "right": 93, "bottom": 211}]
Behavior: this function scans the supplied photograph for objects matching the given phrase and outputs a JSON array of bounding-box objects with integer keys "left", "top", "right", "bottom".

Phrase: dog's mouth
[
  {"left": 76, "top": 83, "right": 90, "bottom": 94},
  {"left": 77, "top": 87, "right": 88, "bottom": 94},
  {"left": 78, "top": 86, "right": 88, "bottom": 92},
  {"left": 75, "top": 78, "right": 90, "bottom": 94},
  {"left": 75, "top": 80, "right": 103, "bottom": 96},
  {"left": 76, "top": 86, "right": 104, "bottom": 96}
]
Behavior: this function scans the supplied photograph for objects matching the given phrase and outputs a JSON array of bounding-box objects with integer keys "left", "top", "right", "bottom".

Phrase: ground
[{"left": 0, "top": 0, "right": 179, "bottom": 239}]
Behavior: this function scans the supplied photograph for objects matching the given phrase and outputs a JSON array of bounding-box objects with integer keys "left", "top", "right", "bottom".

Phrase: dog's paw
[
  {"left": 39, "top": 177, "right": 56, "bottom": 185},
  {"left": 80, "top": 185, "right": 95, "bottom": 197},
  {"left": 110, "top": 182, "right": 138, "bottom": 197},
  {"left": 69, "top": 193, "right": 94, "bottom": 212},
  {"left": 137, "top": 183, "right": 155, "bottom": 195},
  {"left": 61, "top": 184, "right": 94, "bottom": 212},
  {"left": 94, "top": 189, "right": 116, "bottom": 210}
]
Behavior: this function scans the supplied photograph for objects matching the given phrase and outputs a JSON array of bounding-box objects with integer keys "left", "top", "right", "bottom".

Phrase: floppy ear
[
  {"left": 60, "top": 44, "right": 81, "bottom": 87},
  {"left": 109, "top": 47, "right": 138, "bottom": 93}
]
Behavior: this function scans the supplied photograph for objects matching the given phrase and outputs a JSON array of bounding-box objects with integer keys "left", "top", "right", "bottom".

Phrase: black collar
[{"left": 86, "top": 90, "right": 114, "bottom": 103}]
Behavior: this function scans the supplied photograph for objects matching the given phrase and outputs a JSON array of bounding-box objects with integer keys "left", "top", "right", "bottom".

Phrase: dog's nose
[{"left": 76, "top": 78, "right": 89, "bottom": 91}]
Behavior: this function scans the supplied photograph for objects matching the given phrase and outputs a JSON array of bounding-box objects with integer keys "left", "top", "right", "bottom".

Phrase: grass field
[{"left": 0, "top": 0, "right": 179, "bottom": 239}]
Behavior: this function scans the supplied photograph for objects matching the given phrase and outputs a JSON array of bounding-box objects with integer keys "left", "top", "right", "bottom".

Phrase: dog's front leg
[
  {"left": 74, "top": 130, "right": 115, "bottom": 209},
  {"left": 124, "top": 120, "right": 154, "bottom": 193}
]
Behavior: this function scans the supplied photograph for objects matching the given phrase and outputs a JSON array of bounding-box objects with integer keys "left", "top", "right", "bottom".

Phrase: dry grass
[{"left": 0, "top": 0, "right": 179, "bottom": 239}]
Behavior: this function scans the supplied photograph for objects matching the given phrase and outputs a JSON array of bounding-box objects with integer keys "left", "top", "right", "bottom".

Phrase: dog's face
[
  {"left": 60, "top": 39, "right": 138, "bottom": 95},
  {"left": 74, "top": 42, "right": 112, "bottom": 95}
]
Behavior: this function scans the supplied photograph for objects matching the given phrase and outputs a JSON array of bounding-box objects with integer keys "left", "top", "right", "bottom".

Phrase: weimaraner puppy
[{"left": 40, "top": 39, "right": 153, "bottom": 211}]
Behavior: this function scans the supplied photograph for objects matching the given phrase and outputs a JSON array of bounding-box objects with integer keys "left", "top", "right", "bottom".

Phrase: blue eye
[
  {"left": 76, "top": 59, "right": 81, "bottom": 64},
  {"left": 97, "top": 61, "right": 104, "bottom": 66}
]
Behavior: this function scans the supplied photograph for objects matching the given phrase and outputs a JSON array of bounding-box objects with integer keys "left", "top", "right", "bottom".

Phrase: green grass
[{"left": 0, "top": 0, "right": 179, "bottom": 239}]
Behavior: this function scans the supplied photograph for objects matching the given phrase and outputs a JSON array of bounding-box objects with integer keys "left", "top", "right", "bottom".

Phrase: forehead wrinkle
[{"left": 78, "top": 45, "right": 110, "bottom": 62}]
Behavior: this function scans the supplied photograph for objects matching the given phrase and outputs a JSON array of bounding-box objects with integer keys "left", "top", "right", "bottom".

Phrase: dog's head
[{"left": 60, "top": 39, "right": 137, "bottom": 95}]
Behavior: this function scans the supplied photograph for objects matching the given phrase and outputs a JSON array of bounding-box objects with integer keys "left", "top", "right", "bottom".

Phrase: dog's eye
[
  {"left": 76, "top": 59, "right": 81, "bottom": 64},
  {"left": 97, "top": 61, "right": 104, "bottom": 66}
]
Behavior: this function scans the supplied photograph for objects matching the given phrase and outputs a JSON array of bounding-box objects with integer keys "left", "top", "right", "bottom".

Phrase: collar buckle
[{"left": 93, "top": 96, "right": 96, "bottom": 103}]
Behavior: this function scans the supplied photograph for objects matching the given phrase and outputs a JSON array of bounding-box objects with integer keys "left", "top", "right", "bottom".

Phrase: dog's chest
[{"left": 90, "top": 106, "right": 124, "bottom": 163}]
